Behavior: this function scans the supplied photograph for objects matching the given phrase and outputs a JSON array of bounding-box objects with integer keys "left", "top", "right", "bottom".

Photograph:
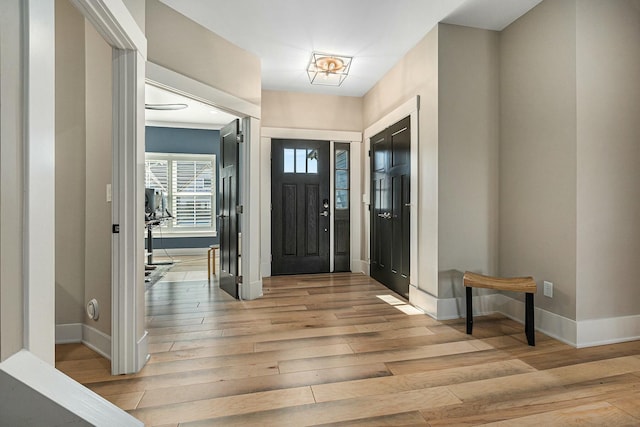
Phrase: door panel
[
  {"left": 371, "top": 116, "right": 411, "bottom": 297},
  {"left": 272, "top": 139, "right": 330, "bottom": 275},
  {"left": 219, "top": 119, "right": 239, "bottom": 298}
]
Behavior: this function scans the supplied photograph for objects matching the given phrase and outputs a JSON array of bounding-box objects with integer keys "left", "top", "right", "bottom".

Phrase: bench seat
[{"left": 463, "top": 271, "right": 537, "bottom": 346}]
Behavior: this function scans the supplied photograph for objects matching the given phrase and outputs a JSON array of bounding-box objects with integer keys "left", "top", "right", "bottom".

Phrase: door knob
[
  {"left": 217, "top": 214, "right": 227, "bottom": 218},
  {"left": 320, "top": 210, "right": 329, "bottom": 217}
]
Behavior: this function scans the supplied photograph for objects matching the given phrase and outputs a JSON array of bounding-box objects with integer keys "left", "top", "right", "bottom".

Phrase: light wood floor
[{"left": 56, "top": 257, "right": 640, "bottom": 426}]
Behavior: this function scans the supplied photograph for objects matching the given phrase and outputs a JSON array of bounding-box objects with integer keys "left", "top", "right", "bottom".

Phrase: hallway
[{"left": 56, "top": 257, "right": 640, "bottom": 426}]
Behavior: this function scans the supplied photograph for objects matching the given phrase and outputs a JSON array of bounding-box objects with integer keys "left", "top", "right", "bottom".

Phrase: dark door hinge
[
  {"left": 237, "top": 133, "right": 244, "bottom": 143},
  {"left": 236, "top": 205, "right": 244, "bottom": 214},
  {"left": 112, "top": 224, "right": 120, "bottom": 233},
  {"left": 236, "top": 276, "right": 243, "bottom": 284}
]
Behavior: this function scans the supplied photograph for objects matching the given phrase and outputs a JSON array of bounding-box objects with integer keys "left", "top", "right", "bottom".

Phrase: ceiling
[{"left": 147, "top": 0, "right": 543, "bottom": 129}]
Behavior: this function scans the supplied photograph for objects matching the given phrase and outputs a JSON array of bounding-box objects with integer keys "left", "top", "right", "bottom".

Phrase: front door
[
  {"left": 219, "top": 119, "right": 240, "bottom": 298},
  {"left": 271, "top": 139, "right": 330, "bottom": 275},
  {"left": 371, "top": 116, "right": 411, "bottom": 297}
]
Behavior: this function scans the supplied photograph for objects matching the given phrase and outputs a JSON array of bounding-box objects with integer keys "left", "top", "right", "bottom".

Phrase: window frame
[{"left": 144, "top": 152, "right": 217, "bottom": 236}]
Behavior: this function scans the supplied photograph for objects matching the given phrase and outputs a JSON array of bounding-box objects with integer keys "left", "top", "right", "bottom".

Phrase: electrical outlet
[{"left": 543, "top": 281, "right": 553, "bottom": 298}]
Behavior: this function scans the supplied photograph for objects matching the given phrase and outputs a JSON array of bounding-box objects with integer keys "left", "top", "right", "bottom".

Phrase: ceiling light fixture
[
  {"left": 145, "top": 103, "right": 188, "bottom": 110},
  {"left": 307, "top": 52, "right": 352, "bottom": 86}
]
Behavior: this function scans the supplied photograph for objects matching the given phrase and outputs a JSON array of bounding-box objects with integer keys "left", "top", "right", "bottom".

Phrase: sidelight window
[{"left": 335, "top": 148, "right": 349, "bottom": 210}]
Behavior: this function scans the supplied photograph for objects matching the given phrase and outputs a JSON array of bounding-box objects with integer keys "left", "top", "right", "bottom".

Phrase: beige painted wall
[
  {"left": 145, "top": 0, "right": 261, "bottom": 106},
  {"left": 84, "top": 21, "right": 113, "bottom": 335},
  {"left": 261, "top": 90, "right": 362, "bottom": 131},
  {"left": 0, "top": 0, "right": 25, "bottom": 361},
  {"left": 499, "top": 0, "right": 577, "bottom": 319},
  {"left": 437, "top": 24, "right": 500, "bottom": 299},
  {"left": 122, "top": 0, "right": 145, "bottom": 33},
  {"left": 55, "top": 0, "right": 87, "bottom": 326},
  {"left": 576, "top": 0, "right": 640, "bottom": 321},
  {"left": 363, "top": 26, "right": 439, "bottom": 297}
]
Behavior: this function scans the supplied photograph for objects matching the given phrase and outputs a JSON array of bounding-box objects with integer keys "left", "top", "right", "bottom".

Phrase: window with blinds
[{"left": 145, "top": 153, "right": 216, "bottom": 233}]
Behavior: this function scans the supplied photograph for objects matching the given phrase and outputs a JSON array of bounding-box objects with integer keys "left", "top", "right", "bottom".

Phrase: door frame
[
  {"left": 363, "top": 96, "right": 419, "bottom": 294},
  {"left": 146, "top": 63, "right": 262, "bottom": 301},
  {"left": 261, "top": 128, "right": 362, "bottom": 277}
]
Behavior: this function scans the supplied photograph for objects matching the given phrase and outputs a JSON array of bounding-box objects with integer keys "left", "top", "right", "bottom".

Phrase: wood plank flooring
[{"left": 56, "top": 256, "right": 640, "bottom": 426}]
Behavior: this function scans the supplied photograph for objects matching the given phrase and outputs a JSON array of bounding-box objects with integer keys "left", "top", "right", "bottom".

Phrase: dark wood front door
[
  {"left": 371, "top": 116, "right": 411, "bottom": 297},
  {"left": 219, "top": 119, "right": 240, "bottom": 298},
  {"left": 272, "top": 139, "right": 330, "bottom": 275}
]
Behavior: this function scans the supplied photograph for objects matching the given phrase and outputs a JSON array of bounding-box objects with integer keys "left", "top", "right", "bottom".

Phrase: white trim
[
  {"left": 576, "top": 315, "right": 640, "bottom": 348},
  {"left": 23, "top": 0, "right": 56, "bottom": 365},
  {"left": 239, "top": 117, "right": 263, "bottom": 299},
  {"left": 260, "top": 128, "right": 363, "bottom": 278},
  {"left": 54, "top": 323, "right": 113, "bottom": 360},
  {"left": 110, "top": 48, "right": 146, "bottom": 375},
  {"left": 137, "top": 331, "right": 150, "bottom": 367},
  {"left": 149, "top": 231, "right": 217, "bottom": 238},
  {"left": 70, "top": 0, "right": 146, "bottom": 57},
  {"left": 146, "top": 62, "right": 260, "bottom": 120},
  {"left": 363, "top": 96, "right": 420, "bottom": 297},
  {"left": 151, "top": 248, "right": 207, "bottom": 256},
  {"left": 0, "top": 350, "right": 142, "bottom": 426},
  {"left": 82, "top": 325, "right": 112, "bottom": 360},
  {"left": 261, "top": 127, "right": 361, "bottom": 142},
  {"left": 145, "top": 120, "right": 227, "bottom": 131}
]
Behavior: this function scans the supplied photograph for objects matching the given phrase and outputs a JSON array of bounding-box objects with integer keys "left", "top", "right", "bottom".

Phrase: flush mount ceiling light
[
  {"left": 307, "top": 52, "right": 352, "bottom": 86},
  {"left": 145, "top": 103, "right": 188, "bottom": 110}
]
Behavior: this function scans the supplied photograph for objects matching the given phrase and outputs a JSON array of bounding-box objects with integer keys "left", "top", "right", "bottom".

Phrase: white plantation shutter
[
  {"left": 172, "top": 160, "right": 213, "bottom": 228},
  {"left": 144, "top": 153, "right": 216, "bottom": 232},
  {"left": 145, "top": 159, "right": 169, "bottom": 193}
]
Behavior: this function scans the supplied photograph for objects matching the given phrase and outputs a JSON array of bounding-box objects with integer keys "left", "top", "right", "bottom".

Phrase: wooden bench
[{"left": 463, "top": 271, "right": 537, "bottom": 346}]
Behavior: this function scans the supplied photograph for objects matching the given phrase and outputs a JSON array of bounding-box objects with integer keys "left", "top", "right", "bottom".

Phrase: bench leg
[
  {"left": 466, "top": 286, "right": 473, "bottom": 335},
  {"left": 525, "top": 292, "right": 535, "bottom": 346}
]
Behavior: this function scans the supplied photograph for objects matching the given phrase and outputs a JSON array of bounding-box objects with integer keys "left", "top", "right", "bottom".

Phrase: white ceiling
[
  {"left": 148, "top": 0, "right": 543, "bottom": 128},
  {"left": 145, "top": 84, "right": 239, "bottom": 130},
  {"left": 158, "top": 0, "right": 543, "bottom": 97}
]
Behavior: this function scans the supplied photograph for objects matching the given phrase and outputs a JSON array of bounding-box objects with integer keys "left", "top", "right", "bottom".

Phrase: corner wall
[
  {"left": 55, "top": 0, "right": 86, "bottom": 330},
  {"left": 499, "top": 0, "right": 578, "bottom": 322},
  {"left": 576, "top": 0, "right": 640, "bottom": 324},
  {"left": 84, "top": 20, "right": 113, "bottom": 337},
  {"left": 437, "top": 24, "right": 500, "bottom": 306}
]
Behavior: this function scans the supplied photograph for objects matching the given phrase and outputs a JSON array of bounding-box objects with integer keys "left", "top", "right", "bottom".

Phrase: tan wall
[
  {"left": 84, "top": 21, "right": 113, "bottom": 335},
  {"left": 261, "top": 90, "right": 362, "bottom": 131},
  {"left": 437, "top": 24, "right": 500, "bottom": 298},
  {"left": 145, "top": 0, "right": 261, "bottom": 106},
  {"left": 0, "top": 0, "right": 25, "bottom": 360},
  {"left": 499, "top": 0, "right": 577, "bottom": 319},
  {"left": 363, "top": 26, "right": 439, "bottom": 296},
  {"left": 55, "top": 0, "right": 87, "bottom": 326},
  {"left": 576, "top": 0, "right": 640, "bottom": 321}
]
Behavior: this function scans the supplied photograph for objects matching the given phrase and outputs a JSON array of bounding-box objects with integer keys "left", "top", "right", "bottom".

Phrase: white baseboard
[
  {"left": 242, "top": 279, "right": 264, "bottom": 300},
  {"left": 81, "top": 325, "right": 111, "bottom": 360},
  {"left": 152, "top": 248, "right": 205, "bottom": 256},
  {"left": 261, "top": 261, "right": 271, "bottom": 278},
  {"left": 493, "top": 294, "right": 577, "bottom": 347},
  {"left": 576, "top": 314, "right": 640, "bottom": 348},
  {"left": 351, "top": 258, "right": 366, "bottom": 274},
  {"left": 55, "top": 323, "right": 112, "bottom": 360},
  {"left": 137, "top": 331, "right": 150, "bottom": 368},
  {"left": 55, "top": 323, "right": 83, "bottom": 344}
]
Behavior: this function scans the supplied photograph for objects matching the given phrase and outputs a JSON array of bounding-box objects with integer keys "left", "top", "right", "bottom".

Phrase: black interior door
[
  {"left": 219, "top": 120, "right": 239, "bottom": 298},
  {"left": 371, "top": 116, "right": 410, "bottom": 297},
  {"left": 272, "top": 139, "right": 330, "bottom": 275}
]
